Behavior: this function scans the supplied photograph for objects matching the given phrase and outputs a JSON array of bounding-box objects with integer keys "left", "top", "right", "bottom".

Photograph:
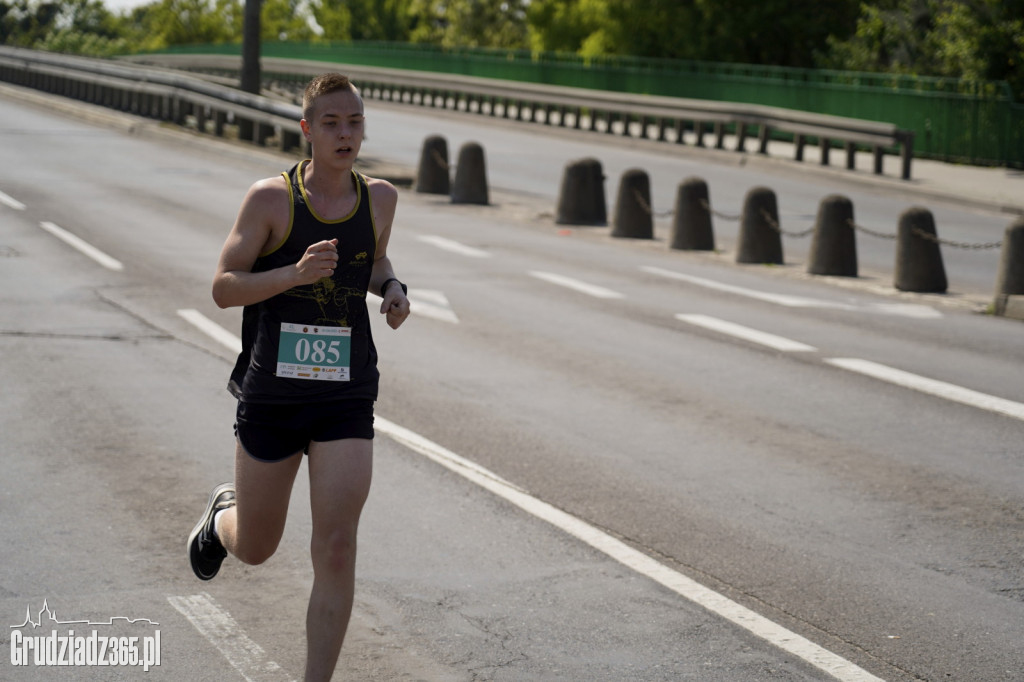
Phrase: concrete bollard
[
  {"left": 995, "top": 217, "right": 1024, "bottom": 295},
  {"left": 807, "top": 195, "right": 857, "bottom": 277},
  {"left": 994, "top": 217, "right": 1024, "bottom": 319},
  {"left": 556, "top": 157, "right": 607, "bottom": 226},
  {"left": 669, "top": 177, "right": 715, "bottom": 251},
  {"left": 736, "top": 187, "right": 783, "bottom": 264},
  {"left": 416, "top": 135, "right": 450, "bottom": 195},
  {"left": 450, "top": 142, "right": 489, "bottom": 205},
  {"left": 894, "top": 207, "right": 947, "bottom": 293},
  {"left": 611, "top": 168, "right": 653, "bottom": 239}
]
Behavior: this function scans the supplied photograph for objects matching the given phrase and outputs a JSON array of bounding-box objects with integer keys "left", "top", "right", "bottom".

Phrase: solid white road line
[
  {"left": 375, "top": 416, "right": 883, "bottom": 682},
  {"left": 826, "top": 357, "right": 1024, "bottom": 421},
  {"left": 179, "top": 316, "right": 880, "bottom": 680},
  {"left": 418, "top": 235, "right": 491, "bottom": 258},
  {"left": 168, "top": 593, "right": 295, "bottom": 682},
  {"left": 39, "top": 221, "right": 124, "bottom": 271},
  {"left": 177, "top": 309, "right": 243, "bottom": 353},
  {"left": 529, "top": 271, "right": 625, "bottom": 299},
  {"left": 676, "top": 314, "right": 818, "bottom": 352},
  {"left": 0, "top": 189, "right": 26, "bottom": 211},
  {"left": 643, "top": 265, "right": 941, "bottom": 319}
]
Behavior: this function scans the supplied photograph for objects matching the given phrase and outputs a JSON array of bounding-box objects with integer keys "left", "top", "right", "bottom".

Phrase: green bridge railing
[{"left": 151, "top": 41, "right": 1024, "bottom": 169}]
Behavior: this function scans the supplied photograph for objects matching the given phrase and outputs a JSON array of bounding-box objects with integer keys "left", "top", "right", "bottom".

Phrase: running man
[{"left": 187, "top": 72, "right": 410, "bottom": 681}]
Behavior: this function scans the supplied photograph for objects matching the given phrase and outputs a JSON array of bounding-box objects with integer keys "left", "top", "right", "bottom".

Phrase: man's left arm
[{"left": 368, "top": 178, "right": 410, "bottom": 330}]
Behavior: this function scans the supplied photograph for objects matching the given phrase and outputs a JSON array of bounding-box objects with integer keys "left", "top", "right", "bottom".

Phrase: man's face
[{"left": 301, "top": 89, "right": 365, "bottom": 165}]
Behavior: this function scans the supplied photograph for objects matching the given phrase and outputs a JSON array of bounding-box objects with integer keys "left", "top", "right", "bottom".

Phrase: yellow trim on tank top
[
  {"left": 297, "top": 160, "right": 361, "bottom": 224},
  {"left": 362, "top": 172, "right": 379, "bottom": 245},
  {"left": 259, "top": 172, "right": 296, "bottom": 258}
]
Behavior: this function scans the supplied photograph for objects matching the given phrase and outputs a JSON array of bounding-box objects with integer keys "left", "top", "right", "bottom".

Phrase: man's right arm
[{"left": 212, "top": 178, "right": 338, "bottom": 309}]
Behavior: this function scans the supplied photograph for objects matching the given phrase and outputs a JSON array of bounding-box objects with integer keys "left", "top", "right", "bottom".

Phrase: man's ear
[{"left": 300, "top": 118, "right": 311, "bottom": 141}]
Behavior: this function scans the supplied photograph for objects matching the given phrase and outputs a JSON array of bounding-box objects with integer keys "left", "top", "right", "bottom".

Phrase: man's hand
[
  {"left": 380, "top": 284, "right": 410, "bottom": 329},
  {"left": 294, "top": 239, "right": 339, "bottom": 285}
]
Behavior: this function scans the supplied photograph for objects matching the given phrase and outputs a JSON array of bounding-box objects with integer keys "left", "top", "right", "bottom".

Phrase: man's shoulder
[
  {"left": 251, "top": 173, "right": 291, "bottom": 198},
  {"left": 362, "top": 174, "right": 398, "bottom": 205},
  {"left": 242, "top": 174, "right": 292, "bottom": 213}
]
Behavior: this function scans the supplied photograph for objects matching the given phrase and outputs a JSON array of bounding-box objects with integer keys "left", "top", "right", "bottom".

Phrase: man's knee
[
  {"left": 232, "top": 538, "right": 281, "bottom": 566},
  {"left": 311, "top": 526, "right": 358, "bottom": 573}
]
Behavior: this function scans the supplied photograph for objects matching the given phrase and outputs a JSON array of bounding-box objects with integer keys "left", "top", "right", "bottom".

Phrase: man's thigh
[
  {"left": 234, "top": 442, "right": 304, "bottom": 540},
  {"left": 307, "top": 439, "right": 374, "bottom": 532}
]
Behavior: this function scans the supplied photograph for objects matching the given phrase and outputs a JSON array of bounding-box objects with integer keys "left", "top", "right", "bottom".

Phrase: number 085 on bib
[{"left": 277, "top": 322, "right": 352, "bottom": 381}]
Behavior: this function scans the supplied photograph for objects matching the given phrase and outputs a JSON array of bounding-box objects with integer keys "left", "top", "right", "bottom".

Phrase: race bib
[{"left": 276, "top": 323, "right": 351, "bottom": 381}]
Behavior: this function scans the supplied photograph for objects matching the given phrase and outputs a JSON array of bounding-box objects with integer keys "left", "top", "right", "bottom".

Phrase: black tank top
[{"left": 228, "top": 161, "right": 380, "bottom": 403}]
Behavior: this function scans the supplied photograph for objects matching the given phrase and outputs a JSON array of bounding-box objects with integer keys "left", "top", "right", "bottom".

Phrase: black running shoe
[{"left": 188, "top": 482, "right": 235, "bottom": 581}]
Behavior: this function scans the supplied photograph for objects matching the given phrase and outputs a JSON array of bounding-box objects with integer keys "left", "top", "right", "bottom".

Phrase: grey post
[
  {"left": 996, "top": 217, "right": 1024, "bottom": 295},
  {"left": 669, "top": 177, "right": 715, "bottom": 251},
  {"left": 416, "top": 135, "right": 450, "bottom": 195},
  {"left": 894, "top": 207, "right": 947, "bottom": 293},
  {"left": 807, "top": 195, "right": 857, "bottom": 277},
  {"left": 611, "top": 169, "right": 653, "bottom": 239},
  {"left": 556, "top": 158, "right": 607, "bottom": 226},
  {"left": 736, "top": 187, "right": 783, "bottom": 265},
  {"left": 450, "top": 142, "right": 489, "bottom": 205}
]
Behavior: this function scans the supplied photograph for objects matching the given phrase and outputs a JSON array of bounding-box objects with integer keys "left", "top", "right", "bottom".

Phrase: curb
[{"left": 994, "top": 295, "right": 1024, "bottom": 321}]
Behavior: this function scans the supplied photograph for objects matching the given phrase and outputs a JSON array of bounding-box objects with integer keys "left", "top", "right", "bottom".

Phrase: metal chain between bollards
[
  {"left": 698, "top": 198, "right": 741, "bottom": 221},
  {"left": 847, "top": 219, "right": 1003, "bottom": 249},
  {"left": 632, "top": 188, "right": 674, "bottom": 218},
  {"left": 759, "top": 208, "right": 815, "bottom": 238},
  {"left": 908, "top": 227, "right": 1002, "bottom": 250},
  {"left": 431, "top": 148, "right": 450, "bottom": 170},
  {"left": 847, "top": 219, "right": 897, "bottom": 241}
]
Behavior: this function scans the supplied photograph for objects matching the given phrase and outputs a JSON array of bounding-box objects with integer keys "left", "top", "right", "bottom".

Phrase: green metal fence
[{"left": 152, "top": 41, "right": 1024, "bottom": 168}]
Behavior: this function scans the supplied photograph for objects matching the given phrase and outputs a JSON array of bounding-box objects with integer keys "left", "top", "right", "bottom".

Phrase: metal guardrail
[
  {"left": 0, "top": 46, "right": 914, "bottom": 179},
  {"left": 125, "top": 53, "right": 915, "bottom": 180},
  {"left": 0, "top": 46, "right": 306, "bottom": 153}
]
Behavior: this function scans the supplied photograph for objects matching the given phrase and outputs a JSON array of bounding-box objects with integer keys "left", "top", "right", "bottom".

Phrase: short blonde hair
[{"left": 302, "top": 73, "right": 361, "bottom": 120}]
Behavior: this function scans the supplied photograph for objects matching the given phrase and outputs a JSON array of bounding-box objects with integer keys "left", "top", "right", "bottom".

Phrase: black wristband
[{"left": 380, "top": 278, "right": 407, "bottom": 296}]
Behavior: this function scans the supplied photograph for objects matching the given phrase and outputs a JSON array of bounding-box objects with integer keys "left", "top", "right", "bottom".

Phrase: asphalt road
[{"left": 1, "top": 90, "right": 1022, "bottom": 682}]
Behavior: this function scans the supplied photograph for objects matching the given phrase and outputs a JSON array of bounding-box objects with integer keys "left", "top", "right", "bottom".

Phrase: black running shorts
[{"left": 234, "top": 398, "right": 375, "bottom": 462}]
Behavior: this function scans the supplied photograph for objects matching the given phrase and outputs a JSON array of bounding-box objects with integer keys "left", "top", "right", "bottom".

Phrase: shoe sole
[{"left": 187, "top": 482, "right": 234, "bottom": 581}]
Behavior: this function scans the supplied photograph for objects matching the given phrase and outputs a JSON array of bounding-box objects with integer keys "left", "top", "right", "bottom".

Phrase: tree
[
  {"left": 526, "top": 0, "right": 860, "bottom": 65},
  {"left": 823, "top": 0, "right": 1024, "bottom": 98},
  {"left": 406, "top": 0, "right": 527, "bottom": 49},
  {"left": 312, "top": 0, "right": 411, "bottom": 42},
  {"left": 526, "top": 0, "right": 611, "bottom": 55},
  {"left": 132, "top": 0, "right": 240, "bottom": 51},
  {"left": 261, "top": 0, "right": 314, "bottom": 42},
  {"left": 1, "top": 0, "right": 62, "bottom": 46}
]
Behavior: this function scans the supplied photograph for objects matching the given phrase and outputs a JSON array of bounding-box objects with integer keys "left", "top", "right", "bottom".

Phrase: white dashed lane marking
[
  {"left": 0, "top": 189, "right": 27, "bottom": 211},
  {"left": 528, "top": 271, "right": 625, "bottom": 299},
  {"left": 39, "top": 221, "right": 124, "bottom": 271},
  {"left": 417, "top": 235, "right": 491, "bottom": 258},
  {"left": 676, "top": 314, "right": 818, "bottom": 352},
  {"left": 643, "top": 265, "right": 941, "bottom": 319},
  {"left": 168, "top": 593, "right": 296, "bottom": 682},
  {"left": 178, "top": 309, "right": 243, "bottom": 353},
  {"left": 826, "top": 358, "right": 1024, "bottom": 421}
]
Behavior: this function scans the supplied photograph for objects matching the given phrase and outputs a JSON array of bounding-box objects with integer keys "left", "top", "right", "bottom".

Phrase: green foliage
[
  {"left": 136, "top": 0, "right": 239, "bottom": 51},
  {"left": 527, "top": 0, "right": 860, "bottom": 66},
  {"left": 261, "top": 0, "right": 314, "bottom": 42},
  {"left": 408, "top": 0, "right": 527, "bottom": 49},
  {"left": 526, "top": 0, "right": 610, "bottom": 55},
  {"left": 312, "top": 0, "right": 412, "bottom": 42},
  {"left": 824, "top": 0, "right": 1024, "bottom": 98},
  {"left": 1, "top": 0, "right": 1019, "bottom": 101}
]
